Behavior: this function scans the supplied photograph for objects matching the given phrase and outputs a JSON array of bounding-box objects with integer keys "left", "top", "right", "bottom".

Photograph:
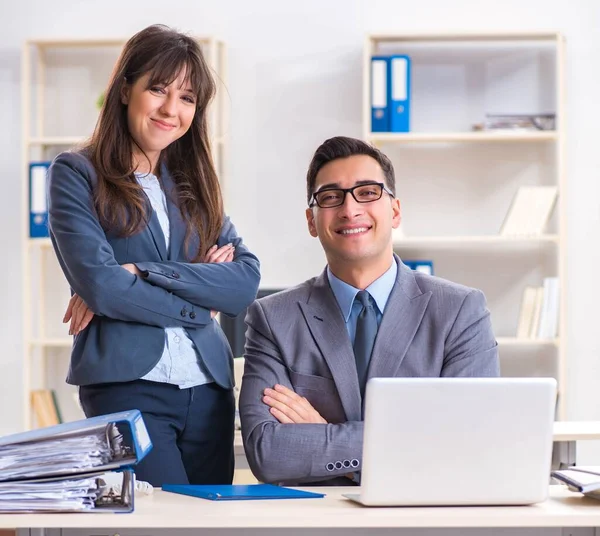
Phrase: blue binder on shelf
[
  {"left": 370, "top": 56, "right": 391, "bottom": 132},
  {"left": 162, "top": 484, "right": 325, "bottom": 501},
  {"left": 404, "top": 260, "right": 433, "bottom": 276},
  {"left": 29, "top": 161, "right": 51, "bottom": 238},
  {"left": 0, "top": 409, "right": 152, "bottom": 513},
  {"left": 389, "top": 55, "right": 411, "bottom": 132}
]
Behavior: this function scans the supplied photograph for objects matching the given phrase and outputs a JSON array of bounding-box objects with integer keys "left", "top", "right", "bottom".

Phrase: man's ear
[
  {"left": 306, "top": 208, "right": 318, "bottom": 238},
  {"left": 391, "top": 197, "right": 402, "bottom": 229},
  {"left": 120, "top": 81, "right": 130, "bottom": 105}
]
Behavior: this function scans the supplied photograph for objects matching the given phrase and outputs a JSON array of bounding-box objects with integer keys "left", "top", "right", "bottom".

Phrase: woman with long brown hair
[{"left": 47, "top": 24, "right": 260, "bottom": 486}]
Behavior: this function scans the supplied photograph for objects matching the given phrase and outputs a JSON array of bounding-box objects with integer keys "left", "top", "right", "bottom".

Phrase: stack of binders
[
  {"left": 371, "top": 55, "right": 411, "bottom": 133},
  {"left": 0, "top": 409, "right": 151, "bottom": 512}
]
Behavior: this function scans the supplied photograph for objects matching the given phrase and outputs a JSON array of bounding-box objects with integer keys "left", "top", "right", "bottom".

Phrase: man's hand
[
  {"left": 263, "top": 384, "right": 328, "bottom": 424},
  {"left": 63, "top": 294, "right": 94, "bottom": 335}
]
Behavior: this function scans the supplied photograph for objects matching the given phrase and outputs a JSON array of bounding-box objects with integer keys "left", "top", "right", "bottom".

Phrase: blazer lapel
[
  {"left": 160, "top": 165, "right": 186, "bottom": 260},
  {"left": 146, "top": 211, "right": 168, "bottom": 261},
  {"left": 367, "top": 258, "right": 432, "bottom": 380},
  {"left": 298, "top": 270, "right": 362, "bottom": 422}
]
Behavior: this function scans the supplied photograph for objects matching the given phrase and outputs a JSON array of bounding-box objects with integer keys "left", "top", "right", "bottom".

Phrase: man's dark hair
[{"left": 306, "top": 136, "right": 396, "bottom": 205}]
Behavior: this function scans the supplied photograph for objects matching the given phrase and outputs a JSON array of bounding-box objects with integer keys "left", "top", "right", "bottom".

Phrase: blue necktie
[{"left": 353, "top": 290, "right": 377, "bottom": 395}]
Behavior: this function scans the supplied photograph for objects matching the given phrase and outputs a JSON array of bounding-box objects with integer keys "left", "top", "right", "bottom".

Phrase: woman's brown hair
[{"left": 87, "top": 24, "right": 222, "bottom": 260}]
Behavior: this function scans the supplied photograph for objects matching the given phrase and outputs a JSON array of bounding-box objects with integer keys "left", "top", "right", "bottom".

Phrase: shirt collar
[{"left": 327, "top": 259, "right": 398, "bottom": 322}]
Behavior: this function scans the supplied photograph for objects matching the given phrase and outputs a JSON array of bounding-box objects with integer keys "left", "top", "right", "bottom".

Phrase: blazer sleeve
[
  {"left": 48, "top": 153, "right": 211, "bottom": 328},
  {"left": 133, "top": 216, "right": 260, "bottom": 316},
  {"left": 442, "top": 289, "right": 500, "bottom": 377},
  {"left": 240, "top": 299, "right": 364, "bottom": 484}
]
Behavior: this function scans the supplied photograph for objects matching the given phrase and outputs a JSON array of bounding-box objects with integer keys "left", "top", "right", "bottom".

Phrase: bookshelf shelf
[
  {"left": 28, "top": 238, "right": 52, "bottom": 248},
  {"left": 28, "top": 136, "right": 87, "bottom": 147},
  {"left": 368, "top": 32, "right": 562, "bottom": 43},
  {"left": 496, "top": 337, "right": 560, "bottom": 347},
  {"left": 393, "top": 235, "right": 559, "bottom": 248},
  {"left": 28, "top": 37, "right": 218, "bottom": 48},
  {"left": 364, "top": 32, "right": 566, "bottom": 417},
  {"left": 22, "top": 36, "right": 228, "bottom": 430},
  {"left": 368, "top": 131, "right": 558, "bottom": 145},
  {"left": 30, "top": 338, "right": 72, "bottom": 348}
]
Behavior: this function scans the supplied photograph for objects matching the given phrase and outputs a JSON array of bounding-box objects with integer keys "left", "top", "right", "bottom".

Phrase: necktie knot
[{"left": 356, "top": 290, "right": 373, "bottom": 310}]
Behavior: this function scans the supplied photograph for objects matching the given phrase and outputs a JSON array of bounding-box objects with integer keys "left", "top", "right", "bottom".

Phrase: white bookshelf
[
  {"left": 364, "top": 32, "right": 567, "bottom": 417},
  {"left": 22, "top": 36, "right": 228, "bottom": 430}
]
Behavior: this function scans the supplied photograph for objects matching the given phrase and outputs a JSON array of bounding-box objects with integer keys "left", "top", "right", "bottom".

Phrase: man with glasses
[{"left": 240, "top": 136, "right": 499, "bottom": 486}]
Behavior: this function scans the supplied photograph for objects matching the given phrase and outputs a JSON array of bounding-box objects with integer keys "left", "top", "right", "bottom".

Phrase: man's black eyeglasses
[{"left": 309, "top": 182, "right": 394, "bottom": 208}]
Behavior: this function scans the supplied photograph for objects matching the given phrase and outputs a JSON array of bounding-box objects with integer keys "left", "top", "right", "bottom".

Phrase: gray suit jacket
[
  {"left": 48, "top": 150, "right": 260, "bottom": 388},
  {"left": 240, "top": 256, "right": 499, "bottom": 485}
]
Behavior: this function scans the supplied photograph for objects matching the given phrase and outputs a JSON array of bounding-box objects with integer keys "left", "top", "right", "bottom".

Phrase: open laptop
[{"left": 344, "top": 377, "right": 557, "bottom": 506}]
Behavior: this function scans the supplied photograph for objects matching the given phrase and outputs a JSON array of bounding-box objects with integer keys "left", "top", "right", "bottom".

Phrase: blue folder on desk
[{"left": 162, "top": 484, "right": 325, "bottom": 501}]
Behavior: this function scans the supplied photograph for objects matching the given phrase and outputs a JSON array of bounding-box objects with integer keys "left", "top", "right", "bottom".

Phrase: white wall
[{"left": 1, "top": 0, "right": 600, "bottom": 460}]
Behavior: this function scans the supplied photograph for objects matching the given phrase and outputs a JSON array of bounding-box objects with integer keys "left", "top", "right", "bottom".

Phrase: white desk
[{"left": 9, "top": 486, "right": 600, "bottom": 536}]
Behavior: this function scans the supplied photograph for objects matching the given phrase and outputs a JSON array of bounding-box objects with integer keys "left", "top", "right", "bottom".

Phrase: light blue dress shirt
[
  {"left": 327, "top": 260, "right": 398, "bottom": 344},
  {"left": 135, "top": 172, "right": 213, "bottom": 389}
]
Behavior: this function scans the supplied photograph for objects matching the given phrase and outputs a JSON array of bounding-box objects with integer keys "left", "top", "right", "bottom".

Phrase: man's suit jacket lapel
[
  {"left": 367, "top": 258, "right": 432, "bottom": 380},
  {"left": 298, "top": 270, "right": 362, "bottom": 422}
]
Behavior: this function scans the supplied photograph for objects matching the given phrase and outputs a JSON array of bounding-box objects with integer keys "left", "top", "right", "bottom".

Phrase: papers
[
  {"left": 0, "top": 426, "right": 114, "bottom": 480},
  {"left": 552, "top": 466, "right": 600, "bottom": 497},
  {"left": 0, "top": 477, "right": 99, "bottom": 512}
]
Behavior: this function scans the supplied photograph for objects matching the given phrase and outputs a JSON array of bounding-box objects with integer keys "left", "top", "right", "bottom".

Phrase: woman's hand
[
  {"left": 121, "top": 263, "right": 143, "bottom": 276},
  {"left": 203, "top": 244, "right": 235, "bottom": 319},
  {"left": 63, "top": 294, "right": 94, "bottom": 335},
  {"left": 203, "top": 243, "right": 234, "bottom": 264},
  {"left": 63, "top": 264, "right": 143, "bottom": 335}
]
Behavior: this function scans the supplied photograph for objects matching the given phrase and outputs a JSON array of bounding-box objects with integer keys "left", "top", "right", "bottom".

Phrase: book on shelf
[
  {"left": 30, "top": 389, "right": 62, "bottom": 428},
  {"left": 552, "top": 466, "right": 600, "bottom": 498},
  {"left": 500, "top": 186, "right": 558, "bottom": 237},
  {"left": 515, "top": 278, "right": 560, "bottom": 340},
  {"left": 529, "top": 287, "right": 544, "bottom": 339},
  {"left": 516, "top": 286, "right": 538, "bottom": 339},
  {"left": 537, "top": 277, "right": 560, "bottom": 339}
]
